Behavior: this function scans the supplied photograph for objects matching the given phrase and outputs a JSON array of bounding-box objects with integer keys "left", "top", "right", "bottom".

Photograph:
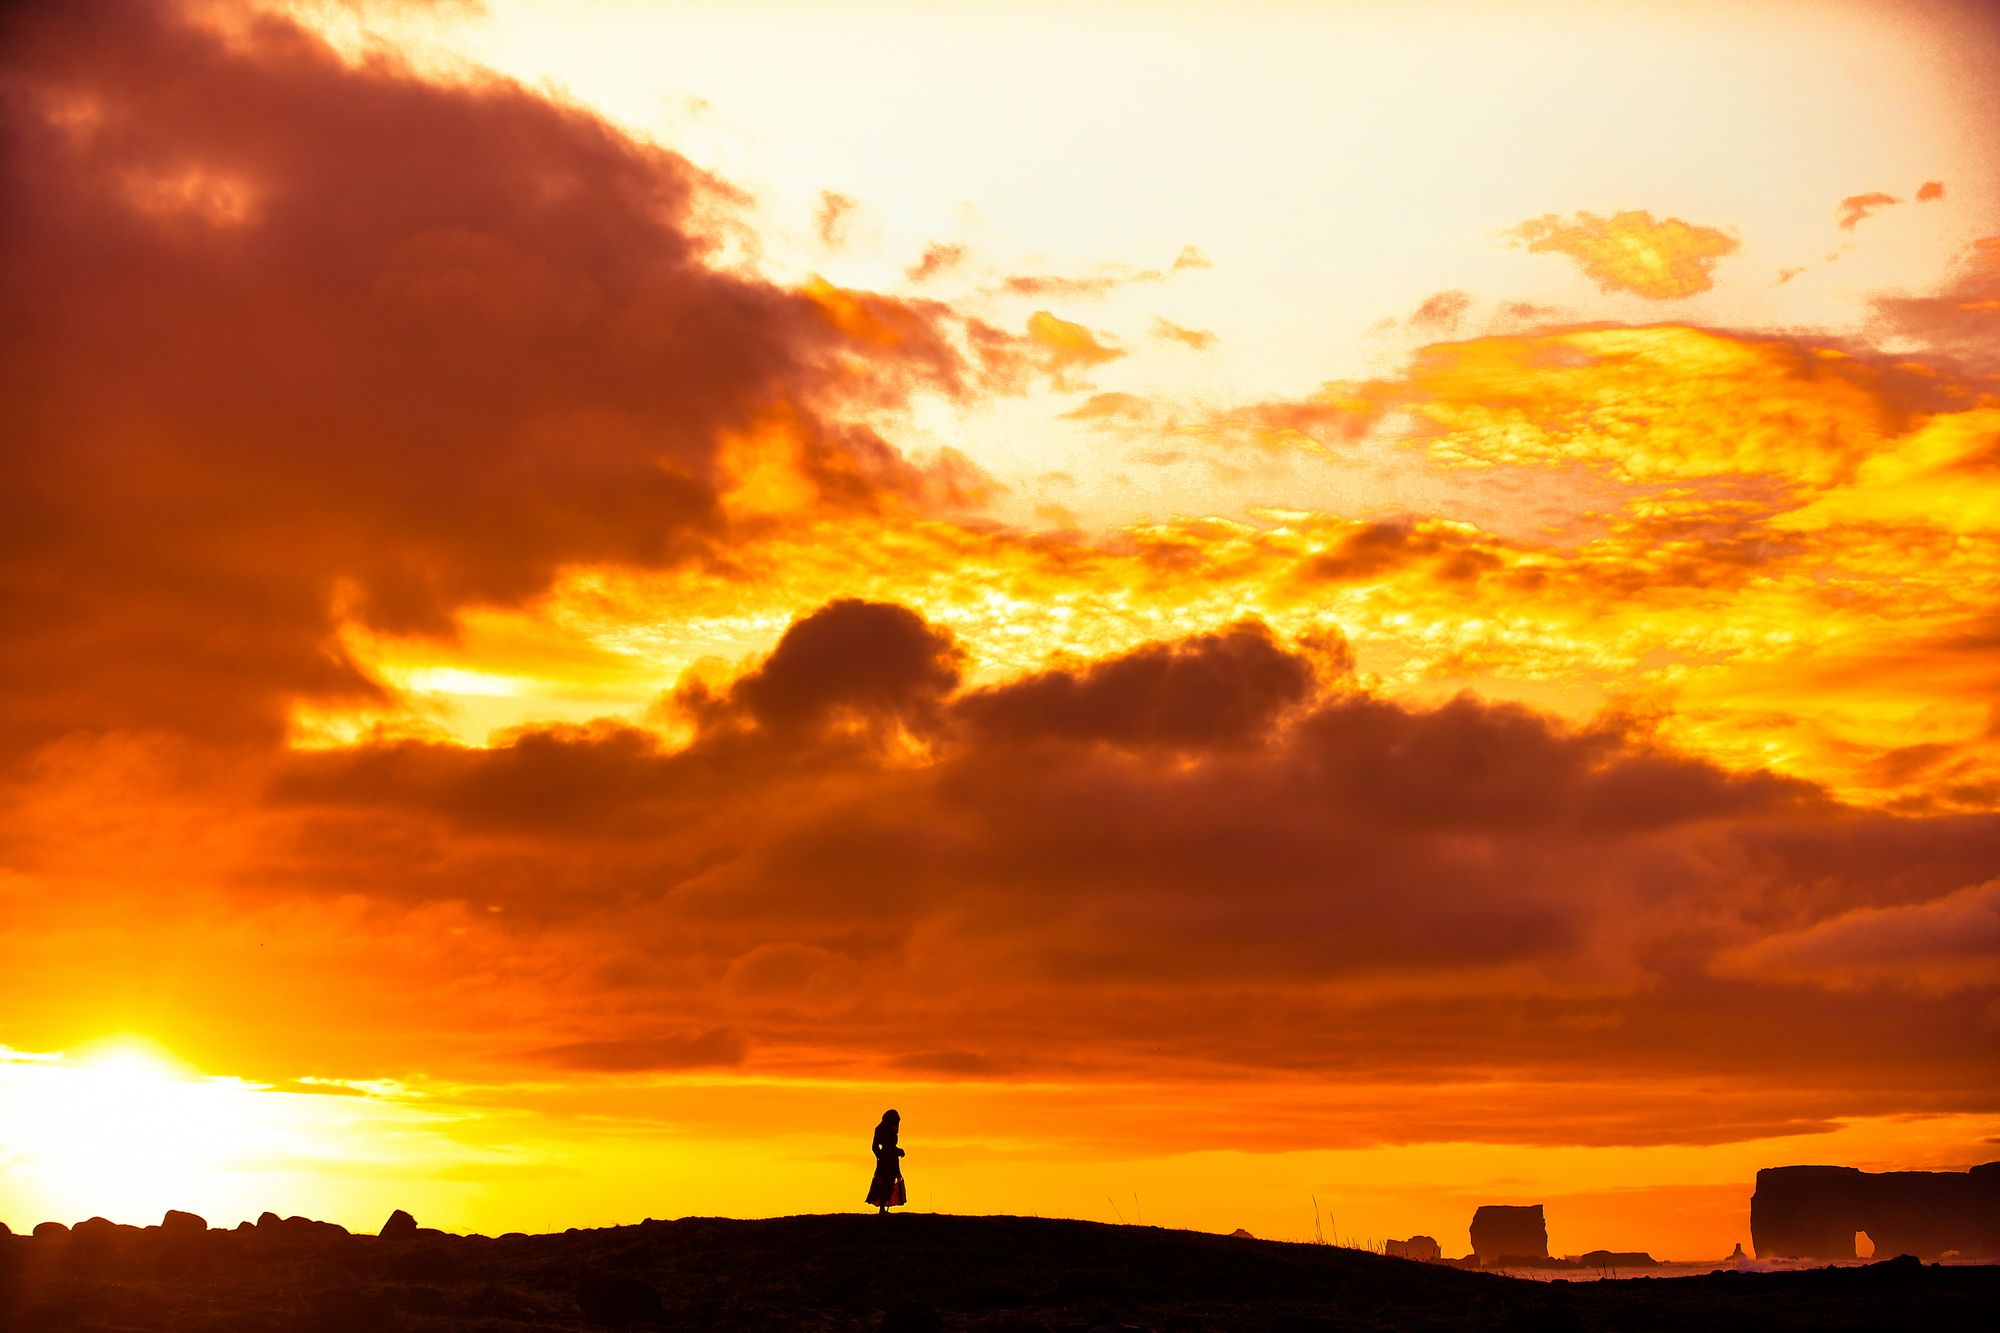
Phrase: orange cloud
[
  {"left": 1151, "top": 317, "right": 1218, "bottom": 349},
  {"left": 1060, "top": 390, "right": 1154, "bottom": 422},
  {"left": 1838, "top": 191, "right": 1901, "bottom": 230},
  {"left": 1409, "top": 289, "right": 1472, "bottom": 332},
  {"left": 1873, "top": 235, "right": 2000, "bottom": 366},
  {"left": 1026, "top": 309, "right": 1125, "bottom": 389},
  {"left": 815, "top": 189, "right": 859, "bottom": 247},
  {"left": 906, "top": 241, "right": 967, "bottom": 282},
  {"left": 1508, "top": 210, "right": 1740, "bottom": 299},
  {"left": 1916, "top": 181, "right": 1946, "bottom": 203},
  {"left": 1716, "top": 879, "right": 2000, "bottom": 994}
]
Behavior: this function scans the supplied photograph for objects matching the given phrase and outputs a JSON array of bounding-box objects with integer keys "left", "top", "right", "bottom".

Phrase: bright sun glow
[{"left": 2, "top": 1037, "right": 264, "bottom": 1224}]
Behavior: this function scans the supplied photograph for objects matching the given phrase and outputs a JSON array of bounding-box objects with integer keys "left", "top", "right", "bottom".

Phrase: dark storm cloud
[
  {"left": 246, "top": 599, "right": 1994, "bottom": 1111},
  {"left": 0, "top": 0, "right": 991, "bottom": 757}
]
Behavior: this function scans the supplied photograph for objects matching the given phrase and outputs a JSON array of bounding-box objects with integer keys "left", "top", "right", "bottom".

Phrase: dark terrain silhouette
[{"left": 1, "top": 1209, "right": 1995, "bottom": 1332}]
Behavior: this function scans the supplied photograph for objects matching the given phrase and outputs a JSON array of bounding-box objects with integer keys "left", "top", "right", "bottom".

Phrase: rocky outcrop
[
  {"left": 1577, "top": 1250, "right": 1656, "bottom": 1268},
  {"left": 380, "top": 1208, "right": 418, "bottom": 1239},
  {"left": 1751, "top": 1161, "right": 2000, "bottom": 1261},
  {"left": 1385, "top": 1235, "right": 1441, "bottom": 1260},
  {"left": 1469, "top": 1205, "right": 1547, "bottom": 1266},
  {"left": 160, "top": 1210, "right": 207, "bottom": 1233}
]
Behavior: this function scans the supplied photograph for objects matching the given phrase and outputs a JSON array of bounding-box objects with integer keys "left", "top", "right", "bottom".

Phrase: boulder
[
  {"left": 256, "top": 1211, "right": 283, "bottom": 1230},
  {"left": 72, "top": 1216, "right": 118, "bottom": 1241},
  {"left": 32, "top": 1221, "right": 69, "bottom": 1239},
  {"left": 1577, "top": 1250, "right": 1656, "bottom": 1268},
  {"left": 1228, "top": 1227, "right": 1254, "bottom": 1238},
  {"left": 1751, "top": 1161, "right": 2000, "bottom": 1260},
  {"left": 161, "top": 1209, "right": 207, "bottom": 1234},
  {"left": 1470, "top": 1204, "right": 1548, "bottom": 1265},
  {"left": 1385, "top": 1235, "right": 1441, "bottom": 1260},
  {"left": 379, "top": 1208, "right": 418, "bottom": 1239}
]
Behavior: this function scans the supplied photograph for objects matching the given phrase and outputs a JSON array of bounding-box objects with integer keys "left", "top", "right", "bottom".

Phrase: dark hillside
[{"left": 1, "top": 1211, "right": 1993, "bottom": 1332}]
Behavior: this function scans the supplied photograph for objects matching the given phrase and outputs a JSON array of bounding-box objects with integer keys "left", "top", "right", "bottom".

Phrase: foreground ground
[{"left": 1, "top": 1211, "right": 1993, "bottom": 1332}]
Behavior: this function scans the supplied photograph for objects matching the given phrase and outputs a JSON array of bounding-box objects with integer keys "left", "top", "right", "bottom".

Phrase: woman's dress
[{"left": 866, "top": 1144, "right": 906, "bottom": 1207}]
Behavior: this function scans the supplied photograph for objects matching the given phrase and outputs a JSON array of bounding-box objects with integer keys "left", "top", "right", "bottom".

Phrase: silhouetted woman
[{"left": 866, "top": 1109, "right": 906, "bottom": 1212}]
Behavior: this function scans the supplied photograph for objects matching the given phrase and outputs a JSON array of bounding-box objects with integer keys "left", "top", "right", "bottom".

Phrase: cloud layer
[{"left": 1, "top": 0, "right": 1996, "bottom": 1194}]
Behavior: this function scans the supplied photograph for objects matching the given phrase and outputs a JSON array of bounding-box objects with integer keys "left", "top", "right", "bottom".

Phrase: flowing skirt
[{"left": 866, "top": 1158, "right": 907, "bottom": 1207}]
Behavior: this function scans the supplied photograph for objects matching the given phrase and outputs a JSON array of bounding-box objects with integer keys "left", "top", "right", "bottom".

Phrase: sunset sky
[{"left": 2, "top": 0, "right": 1998, "bottom": 1260}]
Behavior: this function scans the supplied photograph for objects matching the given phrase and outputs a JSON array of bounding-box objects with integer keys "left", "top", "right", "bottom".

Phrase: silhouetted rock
[
  {"left": 576, "top": 1272, "right": 665, "bottom": 1323},
  {"left": 256, "top": 1211, "right": 283, "bottom": 1230},
  {"left": 1384, "top": 1236, "right": 1440, "bottom": 1260},
  {"left": 1228, "top": 1228, "right": 1254, "bottom": 1238},
  {"left": 1751, "top": 1161, "right": 2000, "bottom": 1260},
  {"left": 1470, "top": 1206, "right": 1548, "bottom": 1266},
  {"left": 380, "top": 1208, "right": 418, "bottom": 1239},
  {"left": 31, "top": 1221, "right": 66, "bottom": 1238},
  {"left": 281, "top": 1215, "right": 348, "bottom": 1241},
  {"left": 161, "top": 1209, "right": 207, "bottom": 1233},
  {"left": 72, "top": 1217, "right": 117, "bottom": 1242},
  {"left": 881, "top": 1303, "right": 945, "bottom": 1333},
  {"left": 1576, "top": 1251, "right": 1655, "bottom": 1268}
]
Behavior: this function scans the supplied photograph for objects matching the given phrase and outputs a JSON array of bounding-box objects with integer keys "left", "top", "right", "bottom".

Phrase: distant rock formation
[
  {"left": 1469, "top": 1205, "right": 1548, "bottom": 1266},
  {"left": 1228, "top": 1227, "right": 1254, "bottom": 1238},
  {"left": 31, "top": 1222, "right": 68, "bottom": 1238},
  {"left": 1751, "top": 1162, "right": 2000, "bottom": 1261},
  {"left": 160, "top": 1210, "right": 206, "bottom": 1233},
  {"left": 1385, "top": 1235, "right": 1441, "bottom": 1260},
  {"left": 380, "top": 1208, "right": 418, "bottom": 1239},
  {"left": 1577, "top": 1249, "right": 1656, "bottom": 1268}
]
